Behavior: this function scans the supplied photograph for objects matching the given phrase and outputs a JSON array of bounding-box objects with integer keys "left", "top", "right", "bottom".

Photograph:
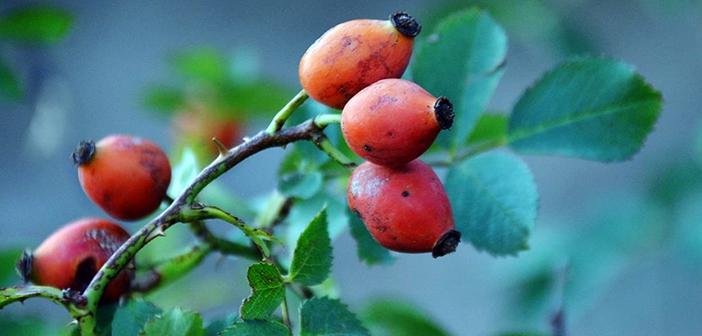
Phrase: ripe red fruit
[
  {"left": 347, "top": 160, "right": 460, "bottom": 257},
  {"left": 299, "top": 12, "right": 421, "bottom": 109},
  {"left": 72, "top": 135, "right": 172, "bottom": 221},
  {"left": 17, "top": 218, "right": 132, "bottom": 303},
  {"left": 341, "top": 78, "right": 454, "bottom": 167}
]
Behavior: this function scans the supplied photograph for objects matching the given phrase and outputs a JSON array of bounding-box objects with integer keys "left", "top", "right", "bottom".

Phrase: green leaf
[
  {"left": 0, "top": 316, "right": 55, "bottom": 336},
  {"left": 0, "top": 57, "right": 22, "bottom": 101},
  {"left": 361, "top": 299, "right": 449, "bottom": 336},
  {"left": 141, "top": 307, "right": 205, "bottom": 336},
  {"left": 413, "top": 8, "right": 507, "bottom": 150},
  {"left": 284, "top": 191, "right": 348, "bottom": 263},
  {"left": 0, "top": 248, "right": 22, "bottom": 286},
  {"left": 142, "top": 85, "right": 184, "bottom": 114},
  {"left": 0, "top": 6, "right": 73, "bottom": 44},
  {"left": 170, "top": 47, "right": 228, "bottom": 83},
  {"left": 279, "top": 172, "right": 323, "bottom": 199},
  {"left": 300, "top": 297, "right": 369, "bottom": 336},
  {"left": 508, "top": 57, "right": 662, "bottom": 161},
  {"left": 278, "top": 148, "right": 324, "bottom": 199},
  {"left": 215, "top": 80, "right": 293, "bottom": 117},
  {"left": 288, "top": 208, "right": 332, "bottom": 286},
  {"left": 240, "top": 263, "right": 285, "bottom": 320},
  {"left": 446, "top": 151, "right": 538, "bottom": 256},
  {"left": 221, "top": 319, "right": 289, "bottom": 336},
  {"left": 168, "top": 147, "right": 202, "bottom": 198},
  {"left": 467, "top": 113, "right": 508, "bottom": 146},
  {"left": 111, "top": 300, "right": 162, "bottom": 336},
  {"left": 204, "top": 313, "right": 238, "bottom": 336},
  {"left": 348, "top": 209, "right": 393, "bottom": 266}
]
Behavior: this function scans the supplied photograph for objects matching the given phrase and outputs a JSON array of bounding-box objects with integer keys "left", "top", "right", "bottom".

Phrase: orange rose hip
[
  {"left": 341, "top": 78, "right": 454, "bottom": 166},
  {"left": 299, "top": 12, "right": 421, "bottom": 109},
  {"left": 72, "top": 135, "right": 172, "bottom": 221},
  {"left": 17, "top": 218, "right": 132, "bottom": 303},
  {"left": 347, "top": 160, "right": 460, "bottom": 257}
]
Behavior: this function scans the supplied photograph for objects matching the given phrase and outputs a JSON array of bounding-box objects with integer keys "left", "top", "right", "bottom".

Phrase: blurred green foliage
[
  {"left": 0, "top": 5, "right": 73, "bottom": 101},
  {"left": 142, "top": 47, "right": 293, "bottom": 120}
]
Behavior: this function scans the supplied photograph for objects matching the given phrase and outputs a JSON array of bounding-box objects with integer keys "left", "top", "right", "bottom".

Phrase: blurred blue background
[{"left": 1, "top": 1, "right": 701, "bottom": 335}]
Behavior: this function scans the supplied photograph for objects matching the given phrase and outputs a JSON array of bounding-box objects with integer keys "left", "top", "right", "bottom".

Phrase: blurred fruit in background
[
  {"left": 142, "top": 47, "right": 293, "bottom": 164},
  {"left": 171, "top": 104, "right": 243, "bottom": 159}
]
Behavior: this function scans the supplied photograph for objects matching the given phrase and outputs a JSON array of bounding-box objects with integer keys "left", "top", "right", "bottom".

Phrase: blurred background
[{"left": 1, "top": 0, "right": 701, "bottom": 335}]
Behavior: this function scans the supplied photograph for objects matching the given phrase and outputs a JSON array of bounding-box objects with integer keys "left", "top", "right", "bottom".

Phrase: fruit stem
[
  {"left": 313, "top": 113, "right": 341, "bottom": 128},
  {"left": 281, "top": 291, "right": 293, "bottom": 335},
  {"left": 266, "top": 89, "right": 309, "bottom": 134},
  {"left": 312, "top": 134, "right": 357, "bottom": 168},
  {"left": 188, "top": 221, "right": 260, "bottom": 260},
  {"left": 189, "top": 205, "right": 273, "bottom": 257},
  {"left": 390, "top": 11, "right": 422, "bottom": 38}
]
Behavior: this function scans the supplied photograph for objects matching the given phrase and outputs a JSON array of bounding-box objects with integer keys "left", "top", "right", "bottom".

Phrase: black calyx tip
[
  {"left": 434, "top": 96, "right": 454, "bottom": 130},
  {"left": 16, "top": 249, "right": 33, "bottom": 283},
  {"left": 390, "top": 11, "right": 421, "bottom": 38},
  {"left": 71, "top": 140, "right": 96, "bottom": 166},
  {"left": 432, "top": 230, "right": 461, "bottom": 258}
]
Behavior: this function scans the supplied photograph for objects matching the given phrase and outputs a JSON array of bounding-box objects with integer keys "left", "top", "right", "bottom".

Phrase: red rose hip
[
  {"left": 17, "top": 218, "right": 132, "bottom": 303},
  {"left": 341, "top": 78, "right": 454, "bottom": 167},
  {"left": 347, "top": 160, "right": 460, "bottom": 257},
  {"left": 299, "top": 12, "right": 421, "bottom": 109},
  {"left": 72, "top": 135, "right": 172, "bottom": 221}
]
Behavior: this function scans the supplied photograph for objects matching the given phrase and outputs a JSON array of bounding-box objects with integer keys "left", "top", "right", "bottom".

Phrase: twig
[
  {"left": 188, "top": 221, "right": 260, "bottom": 261},
  {"left": 131, "top": 244, "right": 211, "bottom": 293},
  {"left": 281, "top": 291, "right": 293, "bottom": 334},
  {"left": 266, "top": 90, "right": 309, "bottom": 134},
  {"left": 78, "top": 119, "right": 330, "bottom": 333},
  {"left": 310, "top": 132, "right": 356, "bottom": 168}
]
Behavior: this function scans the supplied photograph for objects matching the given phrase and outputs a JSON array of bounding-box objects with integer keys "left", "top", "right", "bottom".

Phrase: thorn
[
  {"left": 147, "top": 227, "right": 166, "bottom": 241},
  {"left": 211, "top": 137, "right": 229, "bottom": 157}
]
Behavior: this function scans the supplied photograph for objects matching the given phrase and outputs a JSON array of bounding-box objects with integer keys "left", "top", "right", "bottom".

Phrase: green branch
[
  {"left": 188, "top": 221, "right": 260, "bottom": 261},
  {"left": 76, "top": 120, "right": 327, "bottom": 334},
  {"left": 266, "top": 90, "right": 309, "bottom": 134},
  {"left": 131, "top": 244, "right": 212, "bottom": 293},
  {"left": 1, "top": 285, "right": 71, "bottom": 310},
  {"left": 313, "top": 113, "right": 341, "bottom": 128}
]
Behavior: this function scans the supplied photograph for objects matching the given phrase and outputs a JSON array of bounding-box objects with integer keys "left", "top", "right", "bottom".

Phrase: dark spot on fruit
[
  {"left": 386, "top": 131, "right": 395, "bottom": 137},
  {"left": 102, "top": 192, "right": 113, "bottom": 207},
  {"left": 341, "top": 35, "right": 353, "bottom": 47},
  {"left": 72, "top": 257, "right": 97, "bottom": 292},
  {"left": 402, "top": 190, "right": 410, "bottom": 197},
  {"left": 363, "top": 144, "right": 373, "bottom": 152},
  {"left": 375, "top": 225, "right": 387, "bottom": 233}
]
